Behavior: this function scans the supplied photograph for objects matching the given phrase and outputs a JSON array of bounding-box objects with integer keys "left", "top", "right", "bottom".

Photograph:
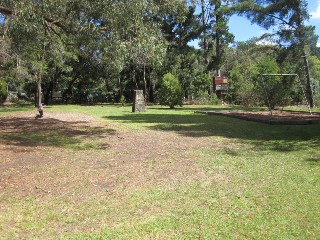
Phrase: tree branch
[
  {"left": 264, "top": 13, "right": 296, "bottom": 29},
  {"left": 0, "top": 5, "right": 76, "bottom": 35},
  {"left": 43, "top": 17, "right": 75, "bottom": 34},
  {"left": 0, "top": 6, "right": 13, "bottom": 16}
]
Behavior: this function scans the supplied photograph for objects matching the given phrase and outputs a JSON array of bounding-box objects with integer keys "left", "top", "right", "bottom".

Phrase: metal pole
[
  {"left": 260, "top": 75, "right": 272, "bottom": 116},
  {"left": 295, "top": 74, "right": 312, "bottom": 115}
]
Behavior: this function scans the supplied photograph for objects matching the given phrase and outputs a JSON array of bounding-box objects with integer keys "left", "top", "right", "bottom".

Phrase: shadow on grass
[
  {"left": 104, "top": 110, "right": 320, "bottom": 153},
  {"left": 306, "top": 156, "right": 320, "bottom": 165},
  {"left": 0, "top": 117, "right": 116, "bottom": 150},
  {"left": 147, "top": 105, "right": 267, "bottom": 112}
]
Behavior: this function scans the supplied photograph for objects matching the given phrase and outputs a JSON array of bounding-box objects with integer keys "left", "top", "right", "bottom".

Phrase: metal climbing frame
[{"left": 259, "top": 74, "right": 312, "bottom": 116}]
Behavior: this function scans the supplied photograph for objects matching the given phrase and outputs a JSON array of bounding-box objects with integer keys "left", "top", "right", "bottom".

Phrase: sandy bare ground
[{"left": 0, "top": 111, "right": 219, "bottom": 202}]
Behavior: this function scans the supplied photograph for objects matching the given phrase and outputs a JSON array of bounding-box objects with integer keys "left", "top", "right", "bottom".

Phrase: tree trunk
[
  {"left": 118, "top": 77, "right": 123, "bottom": 99},
  {"left": 37, "top": 73, "right": 42, "bottom": 107},
  {"left": 143, "top": 64, "right": 147, "bottom": 102},
  {"left": 215, "top": 0, "right": 222, "bottom": 77},
  {"left": 149, "top": 74, "right": 155, "bottom": 103},
  {"left": 44, "top": 80, "right": 53, "bottom": 105},
  {"left": 201, "top": 0, "right": 208, "bottom": 51}
]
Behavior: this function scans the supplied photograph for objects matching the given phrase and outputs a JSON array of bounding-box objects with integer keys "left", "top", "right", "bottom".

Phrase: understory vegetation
[{"left": 0, "top": 0, "right": 319, "bottom": 109}]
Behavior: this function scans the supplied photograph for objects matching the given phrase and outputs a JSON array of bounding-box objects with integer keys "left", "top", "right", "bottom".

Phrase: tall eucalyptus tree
[
  {"left": 235, "top": 0, "right": 319, "bottom": 107},
  {"left": 197, "top": 0, "right": 235, "bottom": 76}
]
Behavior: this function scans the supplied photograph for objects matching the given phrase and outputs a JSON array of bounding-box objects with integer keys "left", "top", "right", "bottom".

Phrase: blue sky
[{"left": 189, "top": 0, "right": 320, "bottom": 48}]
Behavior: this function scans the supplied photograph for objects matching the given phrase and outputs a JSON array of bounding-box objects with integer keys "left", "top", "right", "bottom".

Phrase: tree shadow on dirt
[
  {"left": 0, "top": 117, "right": 116, "bottom": 150},
  {"left": 104, "top": 111, "right": 320, "bottom": 154}
]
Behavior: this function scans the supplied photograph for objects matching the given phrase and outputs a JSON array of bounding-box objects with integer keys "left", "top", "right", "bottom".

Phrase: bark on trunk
[
  {"left": 143, "top": 64, "right": 147, "bottom": 102},
  {"left": 37, "top": 75, "right": 42, "bottom": 107}
]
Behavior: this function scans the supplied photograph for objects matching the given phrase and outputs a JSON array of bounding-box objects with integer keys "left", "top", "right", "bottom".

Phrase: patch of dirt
[
  {"left": 0, "top": 111, "right": 222, "bottom": 202},
  {"left": 197, "top": 110, "right": 320, "bottom": 125}
]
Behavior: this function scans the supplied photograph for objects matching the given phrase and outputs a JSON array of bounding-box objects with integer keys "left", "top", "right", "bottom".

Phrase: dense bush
[
  {"left": 227, "top": 62, "right": 260, "bottom": 106},
  {"left": 191, "top": 73, "right": 211, "bottom": 98},
  {"left": 227, "top": 55, "right": 303, "bottom": 108},
  {"left": 203, "top": 94, "right": 222, "bottom": 105},
  {"left": 0, "top": 81, "right": 7, "bottom": 103},
  {"left": 256, "top": 56, "right": 282, "bottom": 109},
  {"left": 158, "top": 73, "right": 183, "bottom": 109}
]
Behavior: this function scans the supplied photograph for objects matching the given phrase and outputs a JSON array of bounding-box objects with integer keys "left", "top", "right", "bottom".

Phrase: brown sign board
[
  {"left": 216, "top": 84, "right": 228, "bottom": 91},
  {"left": 215, "top": 76, "right": 228, "bottom": 84}
]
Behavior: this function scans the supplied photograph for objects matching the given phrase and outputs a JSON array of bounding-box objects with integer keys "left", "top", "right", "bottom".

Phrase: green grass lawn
[
  {"left": 0, "top": 104, "right": 34, "bottom": 115},
  {"left": 0, "top": 104, "right": 319, "bottom": 239}
]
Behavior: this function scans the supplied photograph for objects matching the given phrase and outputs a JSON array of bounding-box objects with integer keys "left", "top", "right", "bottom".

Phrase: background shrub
[
  {"left": 158, "top": 73, "right": 183, "bottom": 109},
  {"left": 0, "top": 81, "right": 7, "bottom": 103}
]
